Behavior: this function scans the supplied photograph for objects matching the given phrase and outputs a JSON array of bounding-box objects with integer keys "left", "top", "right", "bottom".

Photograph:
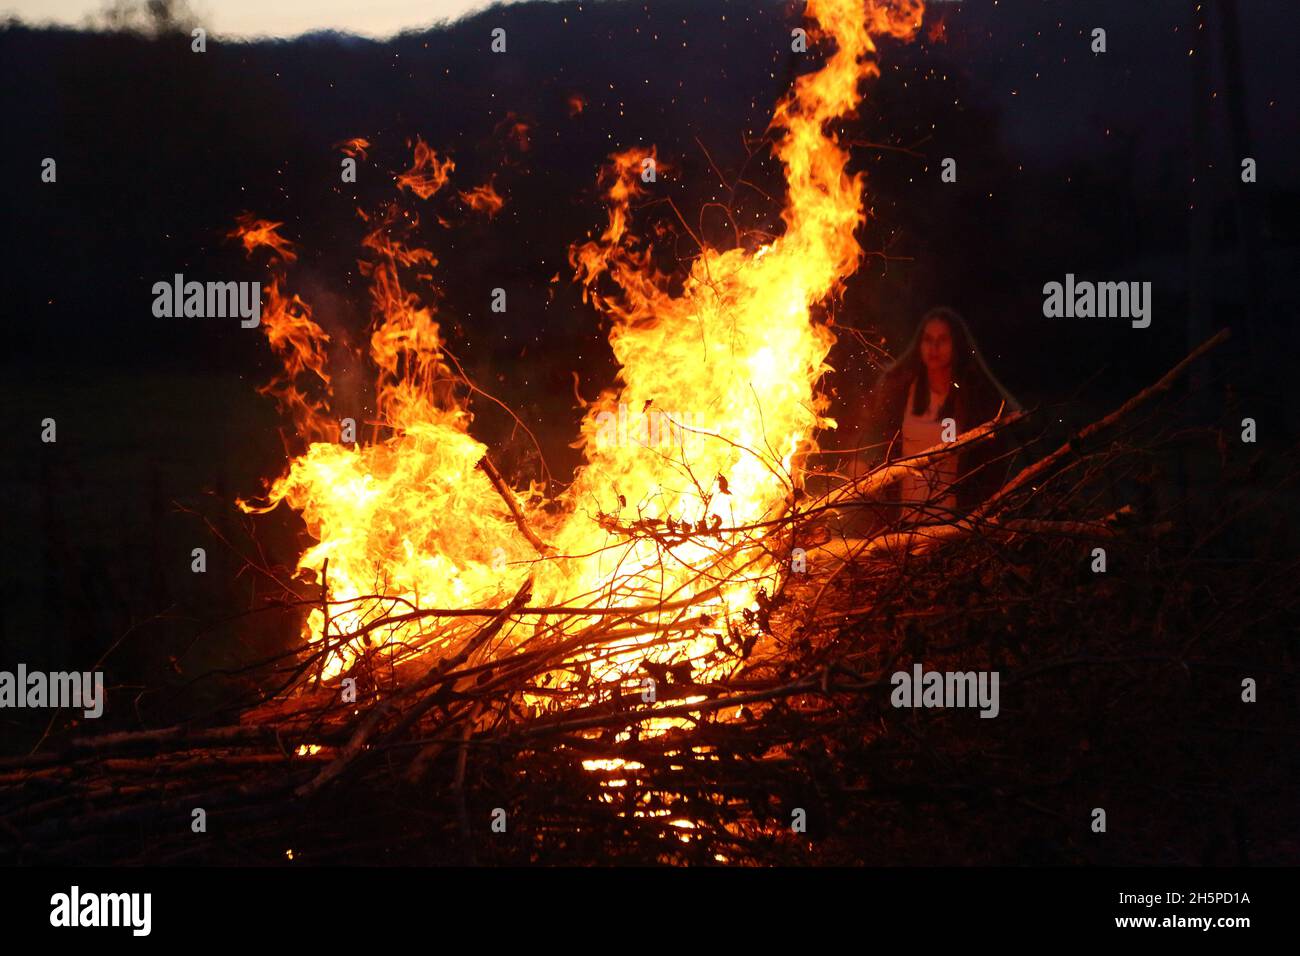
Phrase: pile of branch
[{"left": 4, "top": 329, "right": 1298, "bottom": 865}]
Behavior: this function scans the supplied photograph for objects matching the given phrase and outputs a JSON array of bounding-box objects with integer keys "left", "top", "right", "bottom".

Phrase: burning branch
[
  {"left": 295, "top": 578, "right": 533, "bottom": 800},
  {"left": 477, "top": 454, "right": 554, "bottom": 557},
  {"left": 5, "top": 329, "right": 1282, "bottom": 866}
]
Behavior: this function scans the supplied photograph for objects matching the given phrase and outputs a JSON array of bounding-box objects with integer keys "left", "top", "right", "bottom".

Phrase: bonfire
[{"left": 2, "top": 0, "right": 1291, "bottom": 866}]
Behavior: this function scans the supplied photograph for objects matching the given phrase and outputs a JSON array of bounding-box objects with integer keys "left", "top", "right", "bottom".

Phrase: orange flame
[
  {"left": 336, "top": 137, "right": 371, "bottom": 160},
  {"left": 459, "top": 180, "right": 506, "bottom": 217},
  {"left": 229, "top": 216, "right": 333, "bottom": 443},
  {"left": 239, "top": 0, "right": 923, "bottom": 683},
  {"left": 231, "top": 212, "right": 298, "bottom": 264},
  {"left": 495, "top": 114, "right": 532, "bottom": 153},
  {"left": 395, "top": 137, "right": 455, "bottom": 200}
]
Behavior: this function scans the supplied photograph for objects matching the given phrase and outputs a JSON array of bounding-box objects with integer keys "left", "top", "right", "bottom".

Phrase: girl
[{"left": 847, "top": 307, "right": 1021, "bottom": 526}]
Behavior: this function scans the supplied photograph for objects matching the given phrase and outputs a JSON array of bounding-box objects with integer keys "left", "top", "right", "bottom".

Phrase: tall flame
[{"left": 238, "top": 0, "right": 923, "bottom": 683}]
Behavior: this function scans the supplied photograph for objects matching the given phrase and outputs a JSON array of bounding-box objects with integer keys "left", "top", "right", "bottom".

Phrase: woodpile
[{"left": 5, "top": 329, "right": 1297, "bottom": 865}]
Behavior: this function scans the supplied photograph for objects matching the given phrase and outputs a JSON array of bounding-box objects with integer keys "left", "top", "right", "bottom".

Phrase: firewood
[{"left": 3, "top": 328, "right": 1294, "bottom": 865}]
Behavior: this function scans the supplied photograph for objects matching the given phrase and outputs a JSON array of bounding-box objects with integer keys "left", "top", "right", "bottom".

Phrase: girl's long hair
[{"left": 890, "top": 306, "right": 1021, "bottom": 425}]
